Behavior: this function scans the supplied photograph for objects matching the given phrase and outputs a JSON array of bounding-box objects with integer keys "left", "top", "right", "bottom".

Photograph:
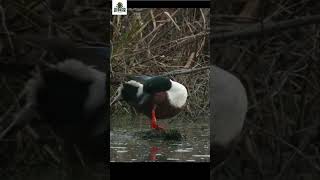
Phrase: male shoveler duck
[{"left": 118, "top": 75, "right": 188, "bottom": 131}]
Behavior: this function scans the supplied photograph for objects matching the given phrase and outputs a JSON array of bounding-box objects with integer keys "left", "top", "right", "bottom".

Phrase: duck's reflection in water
[{"left": 149, "top": 146, "right": 160, "bottom": 161}]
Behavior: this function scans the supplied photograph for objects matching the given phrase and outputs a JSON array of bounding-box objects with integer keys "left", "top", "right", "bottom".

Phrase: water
[{"left": 110, "top": 122, "right": 210, "bottom": 162}]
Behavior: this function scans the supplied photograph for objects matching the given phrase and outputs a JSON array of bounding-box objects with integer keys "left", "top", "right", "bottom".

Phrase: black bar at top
[{"left": 127, "top": 1, "right": 210, "bottom": 8}]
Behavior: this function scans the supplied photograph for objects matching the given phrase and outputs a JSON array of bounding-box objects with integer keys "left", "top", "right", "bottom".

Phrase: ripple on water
[
  {"left": 110, "top": 147, "right": 127, "bottom": 149},
  {"left": 116, "top": 150, "right": 128, "bottom": 153},
  {"left": 192, "top": 155, "right": 210, "bottom": 158},
  {"left": 174, "top": 149, "right": 193, "bottom": 153}
]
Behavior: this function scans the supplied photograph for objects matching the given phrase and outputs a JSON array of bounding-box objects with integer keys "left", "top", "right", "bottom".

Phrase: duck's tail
[{"left": 120, "top": 80, "right": 145, "bottom": 106}]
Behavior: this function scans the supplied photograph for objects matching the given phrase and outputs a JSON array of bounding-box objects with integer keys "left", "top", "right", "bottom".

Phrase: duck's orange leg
[{"left": 151, "top": 105, "right": 164, "bottom": 131}]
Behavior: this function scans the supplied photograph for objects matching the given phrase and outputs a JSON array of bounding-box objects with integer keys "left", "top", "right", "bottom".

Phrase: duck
[
  {"left": 19, "top": 36, "right": 110, "bottom": 146},
  {"left": 18, "top": 37, "right": 110, "bottom": 179},
  {"left": 27, "top": 59, "right": 106, "bottom": 142},
  {"left": 25, "top": 61, "right": 107, "bottom": 179},
  {"left": 210, "top": 65, "right": 248, "bottom": 169},
  {"left": 116, "top": 75, "right": 188, "bottom": 131}
]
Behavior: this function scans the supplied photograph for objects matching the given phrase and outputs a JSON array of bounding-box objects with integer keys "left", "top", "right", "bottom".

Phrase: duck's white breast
[{"left": 167, "top": 80, "right": 188, "bottom": 108}]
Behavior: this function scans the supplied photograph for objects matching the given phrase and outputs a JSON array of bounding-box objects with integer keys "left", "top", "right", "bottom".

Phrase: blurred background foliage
[
  {"left": 0, "top": 0, "right": 108, "bottom": 179},
  {"left": 212, "top": 0, "right": 320, "bottom": 179}
]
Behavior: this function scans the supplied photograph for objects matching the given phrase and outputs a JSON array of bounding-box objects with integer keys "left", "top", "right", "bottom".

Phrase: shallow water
[{"left": 110, "top": 122, "right": 210, "bottom": 162}]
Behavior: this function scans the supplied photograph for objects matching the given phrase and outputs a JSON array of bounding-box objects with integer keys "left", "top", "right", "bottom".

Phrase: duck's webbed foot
[{"left": 154, "top": 124, "right": 165, "bottom": 132}]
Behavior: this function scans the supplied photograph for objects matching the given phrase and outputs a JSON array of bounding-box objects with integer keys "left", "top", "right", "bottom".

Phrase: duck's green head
[{"left": 143, "top": 76, "right": 171, "bottom": 93}]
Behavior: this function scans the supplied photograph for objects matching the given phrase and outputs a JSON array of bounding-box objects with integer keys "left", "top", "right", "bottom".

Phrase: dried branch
[
  {"left": 246, "top": 121, "right": 320, "bottom": 172},
  {"left": 25, "top": 125, "right": 61, "bottom": 164},
  {"left": 0, "top": 103, "right": 36, "bottom": 140},
  {"left": 0, "top": 88, "right": 26, "bottom": 124},
  {"left": 158, "top": 66, "right": 210, "bottom": 77},
  {"left": 213, "top": 14, "right": 320, "bottom": 42},
  {"left": 0, "top": 5, "right": 15, "bottom": 56}
]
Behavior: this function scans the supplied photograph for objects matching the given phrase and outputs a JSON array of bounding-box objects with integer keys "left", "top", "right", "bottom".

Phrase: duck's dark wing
[{"left": 128, "top": 75, "right": 153, "bottom": 84}]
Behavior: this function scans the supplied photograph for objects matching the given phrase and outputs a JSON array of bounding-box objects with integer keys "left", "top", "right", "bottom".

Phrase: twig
[
  {"left": 25, "top": 125, "right": 61, "bottom": 164},
  {"left": 134, "top": 10, "right": 176, "bottom": 41},
  {"left": 0, "top": 5, "right": 15, "bottom": 56},
  {"left": 0, "top": 103, "right": 36, "bottom": 140},
  {"left": 184, "top": 52, "right": 195, "bottom": 68},
  {"left": 164, "top": 11, "right": 181, "bottom": 31},
  {"left": 158, "top": 66, "right": 210, "bottom": 77},
  {"left": 246, "top": 121, "right": 320, "bottom": 172},
  {"left": 0, "top": 88, "right": 26, "bottom": 124},
  {"left": 110, "top": 85, "right": 123, "bottom": 106},
  {"left": 150, "top": 9, "right": 157, "bottom": 30},
  {"left": 274, "top": 135, "right": 310, "bottom": 180},
  {"left": 113, "top": 31, "right": 209, "bottom": 58},
  {"left": 213, "top": 14, "right": 320, "bottom": 42},
  {"left": 113, "top": 66, "right": 210, "bottom": 82},
  {"left": 74, "top": 145, "right": 87, "bottom": 168}
]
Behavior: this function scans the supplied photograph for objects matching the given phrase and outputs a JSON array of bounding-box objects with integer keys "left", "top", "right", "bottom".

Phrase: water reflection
[
  {"left": 149, "top": 146, "right": 160, "bottom": 161},
  {"left": 110, "top": 123, "right": 210, "bottom": 162}
]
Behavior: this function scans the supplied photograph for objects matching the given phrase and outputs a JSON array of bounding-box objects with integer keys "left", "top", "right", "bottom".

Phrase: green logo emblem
[
  {"left": 117, "top": 2, "right": 123, "bottom": 9},
  {"left": 114, "top": 1, "right": 126, "bottom": 13}
]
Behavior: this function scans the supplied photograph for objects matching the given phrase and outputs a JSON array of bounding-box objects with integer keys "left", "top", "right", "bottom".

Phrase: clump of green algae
[{"left": 137, "top": 129, "right": 183, "bottom": 141}]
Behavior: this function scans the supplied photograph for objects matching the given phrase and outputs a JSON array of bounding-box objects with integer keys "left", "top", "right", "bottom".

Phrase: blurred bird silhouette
[
  {"left": 5, "top": 36, "right": 110, "bottom": 180},
  {"left": 210, "top": 66, "right": 248, "bottom": 173}
]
